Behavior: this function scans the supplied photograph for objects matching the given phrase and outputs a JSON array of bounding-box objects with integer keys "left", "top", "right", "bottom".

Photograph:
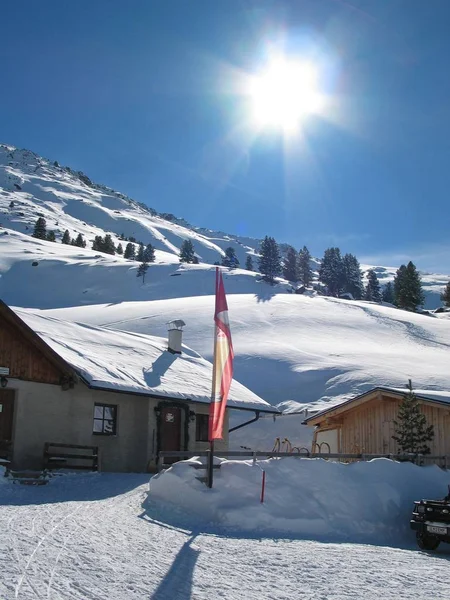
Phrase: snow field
[
  {"left": 149, "top": 457, "right": 450, "bottom": 544},
  {"left": 0, "top": 471, "right": 449, "bottom": 600}
]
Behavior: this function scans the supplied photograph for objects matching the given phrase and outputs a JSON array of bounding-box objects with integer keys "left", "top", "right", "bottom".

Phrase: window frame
[
  {"left": 195, "top": 413, "right": 209, "bottom": 442},
  {"left": 93, "top": 403, "right": 118, "bottom": 436}
]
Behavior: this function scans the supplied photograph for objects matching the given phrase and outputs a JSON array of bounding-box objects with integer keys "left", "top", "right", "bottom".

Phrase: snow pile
[{"left": 149, "top": 457, "right": 450, "bottom": 544}]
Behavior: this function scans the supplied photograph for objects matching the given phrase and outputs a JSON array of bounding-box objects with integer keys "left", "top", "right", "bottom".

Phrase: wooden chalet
[
  {"left": 303, "top": 387, "right": 450, "bottom": 456},
  {"left": 0, "top": 300, "right": 277, "bottom": 472}
]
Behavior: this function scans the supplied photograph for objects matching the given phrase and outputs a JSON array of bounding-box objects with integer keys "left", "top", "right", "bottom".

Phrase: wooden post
[
  {"left": 207, "top": 441, "right": 214, "bottom": 488},
  {"left": 260, "top": 470, "right": 266, "bottom": 503}
]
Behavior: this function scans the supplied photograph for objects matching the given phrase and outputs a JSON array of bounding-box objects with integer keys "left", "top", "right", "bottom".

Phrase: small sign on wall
[{"left": 0, "top": 367, "right": 9, "bottom": 376}]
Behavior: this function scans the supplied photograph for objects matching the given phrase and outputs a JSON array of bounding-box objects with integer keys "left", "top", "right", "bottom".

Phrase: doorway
[
  {"left": 0, "top": 390, "right": 14, "bottom": 462},
  {"left": 156, "top": 402, "right": 189, "bottom": 463},
  {"left": 0, "top": 390, "right": 14, "bottom": 443}
]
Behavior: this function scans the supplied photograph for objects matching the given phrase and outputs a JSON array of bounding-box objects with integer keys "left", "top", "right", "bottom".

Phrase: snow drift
[{"left": 148, "top": 457, "right": 450, "bottom": 544}]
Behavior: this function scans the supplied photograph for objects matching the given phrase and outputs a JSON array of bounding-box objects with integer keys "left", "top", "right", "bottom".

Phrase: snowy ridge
[{"left": 1, "top": 142, "right": 448, "bottom": 309}]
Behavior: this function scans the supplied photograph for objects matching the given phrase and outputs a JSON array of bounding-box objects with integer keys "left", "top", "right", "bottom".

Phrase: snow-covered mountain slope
[
  {"left": 1, "top": 143, "right": 448, "bottom": 309},
  {"left": 2, "top": 142, "right": 450, "bottom": 450},
  {"left": 32, "top": 292, "right": 450, "bottom": 449},
  {"left": 42, "top": 294, "right": 450, "bottom": 410},
  {"left": 0, "top": 229, "right": 294, "bottom": 308},
  {"left": 0, "top": 143, "right": 257, "bottom": 268}
]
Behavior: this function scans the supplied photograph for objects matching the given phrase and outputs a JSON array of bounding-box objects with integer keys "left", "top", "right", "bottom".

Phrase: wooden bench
[{"left": 43, "top": 442, "right": 99, "bottom": 472}]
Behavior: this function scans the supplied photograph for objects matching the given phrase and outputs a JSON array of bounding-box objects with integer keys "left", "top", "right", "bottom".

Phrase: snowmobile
[{"left": 410, "top": 486, "right": 450, "bottom": 550}]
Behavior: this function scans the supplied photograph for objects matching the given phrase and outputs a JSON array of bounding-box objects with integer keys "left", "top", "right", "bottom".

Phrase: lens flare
[{"left": 248, "top": 59, "right": 325, "bottom": 133}]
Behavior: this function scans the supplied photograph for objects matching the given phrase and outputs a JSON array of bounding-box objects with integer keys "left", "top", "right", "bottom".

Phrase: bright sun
[{"left": 249, "top": 59, "right": 324, "bottom": 133}]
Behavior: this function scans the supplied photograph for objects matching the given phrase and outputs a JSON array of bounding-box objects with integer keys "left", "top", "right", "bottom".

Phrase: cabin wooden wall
[
  {"left": 337, "top": 393, "right": 450, "bottom": 455},
  {"left": 0, "top": 317, "right": 62, "bottom": 384}
]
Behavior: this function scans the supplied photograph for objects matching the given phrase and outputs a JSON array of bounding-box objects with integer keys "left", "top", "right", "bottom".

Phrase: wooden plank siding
[
  {"left": 0, "top": 315, "right": 63, "bottom": 384},
  {"left": 319, "top": 392, "right": 450, "bottom": 456}
]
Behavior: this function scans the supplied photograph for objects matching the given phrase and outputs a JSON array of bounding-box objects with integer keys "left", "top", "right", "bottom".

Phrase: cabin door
[
  {"left": 159, "top": 406, "right": 182, "bottom": 462},
  {"left": 0, "top": 390, "right": 14, "bottom": 443}
]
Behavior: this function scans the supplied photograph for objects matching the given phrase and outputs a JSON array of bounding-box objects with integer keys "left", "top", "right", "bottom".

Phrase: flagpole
[{"left": 208, "top": 267, "right": 219, "bottom": 489}]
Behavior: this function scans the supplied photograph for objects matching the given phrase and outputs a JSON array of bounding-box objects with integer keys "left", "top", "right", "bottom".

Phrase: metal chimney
[{"left": 167, "top": 319, "right": 186, "bottom": 354}]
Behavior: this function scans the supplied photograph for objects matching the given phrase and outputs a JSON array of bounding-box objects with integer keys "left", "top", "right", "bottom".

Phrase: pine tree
[
  {"left": 245, "top": 255, "right": 254, "bottom": 271},
  {"left": 297, "top": 246, "right": 313, "bottom": 287},
  {"left": 124, "top": 242, "right": 136, "bottom": 260},
  {"left": 221, "top": 247, "right": 239, "bottom": 269},
  {"left": 136, "top": 261, "right": 149, "bottom": 283},
  {"left": 319, "top": 247, "right": 345, "bottom": 297},
  {"left": 441, "top": 281, "right": 450, "bottom": 307},
  {"left": 143, "top": 243, "right": 155, "bottom": 263},
  {"left": 116, "top": 243, "right": 123, "bottom": 255},
  {"left": 32, "top": 217, "right": 47, "bottom": 240},
  {"left": 46, "top": 230, "right": 56, "bottom": 242},
  {"left": 365, "top": 269, "right": 382, "bottom": 302},
  {"left": 382, "top": 281, "right": 395, "bottom": 304},
  {"left": 61, "top": 230, "right": 71, "bottom": 245},
  {"left": 179, "top": 239, "right": 195, "bottom": 263},
  {"left": 9, "top": 201, "right": 14, "bottom": 209},
  {"left": 102, "top": 234, "right": 115, "bottom": 255},
  {"left": 75, "top": 233, "right": 86, "bottom": 248},
  {"left": 392, "top": 380, "right": 434, "bottom": 455},
  {"left": 136, "top": 243, "right": 145, "bottom": 262},
  {"left": 258, "top": 236, "right": 281, "bottom": 284},
  {"left": 282, "top": 246, "right": 298, "bottom": 282},
  {"left": 405, "top": 261, "right": 425, "bottom": 311},
  {"left": 394, "top": 262, "right": 424, "bottom": 311},
  {"left": 342, "top": 253, "right": 364, "bottom": 299},
  {"left": 92, "top": 236, "right": 103, "bottom": 252}
]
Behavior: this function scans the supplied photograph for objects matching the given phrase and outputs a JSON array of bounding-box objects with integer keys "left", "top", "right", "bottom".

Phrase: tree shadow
[
  {"left": 150, "top": 534, "right": 200, "bottom": 600},
  {"left": 254, "top": 284, "right": 277, "bottom": 303}
]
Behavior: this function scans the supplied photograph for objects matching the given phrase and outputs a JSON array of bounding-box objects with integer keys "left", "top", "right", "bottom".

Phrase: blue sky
[{"left": 1, "top": 0, "right": 449, "bottom": 272}]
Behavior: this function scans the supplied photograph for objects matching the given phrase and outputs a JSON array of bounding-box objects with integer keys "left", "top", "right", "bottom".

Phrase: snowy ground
[{"left": 1, "top": 468, "right": 450, "bottom": 600}]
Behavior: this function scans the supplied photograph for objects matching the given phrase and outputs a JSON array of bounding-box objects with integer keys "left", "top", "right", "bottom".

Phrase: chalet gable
[
  {"left": 303, "top": 387, "right": 450, "bottom": 426},
  {"left": 0, "top": 300, "right": 76, "bottom": 387}
]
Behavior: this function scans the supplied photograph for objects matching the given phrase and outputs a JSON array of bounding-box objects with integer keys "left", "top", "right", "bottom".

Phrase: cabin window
[
  {"left": 93, "top": 404, "right": 117, "bottom": 435},
  {"left": 196, "top": 414, "right": 209, "bottom": 442}
]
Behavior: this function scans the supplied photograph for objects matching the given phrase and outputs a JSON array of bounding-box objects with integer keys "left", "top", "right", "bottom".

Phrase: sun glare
[{"left": 249, "top": 59, "right": 324, "bottom": 133}]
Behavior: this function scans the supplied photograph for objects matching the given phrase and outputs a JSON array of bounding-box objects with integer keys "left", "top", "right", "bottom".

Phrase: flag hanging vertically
[{"left": 209, "top": 267, "right": 234, "bottom": 440}]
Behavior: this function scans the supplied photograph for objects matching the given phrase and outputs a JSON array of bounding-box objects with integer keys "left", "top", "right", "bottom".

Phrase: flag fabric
[{"left": 209, "top": 267, "right": 234, "bottom": 440}]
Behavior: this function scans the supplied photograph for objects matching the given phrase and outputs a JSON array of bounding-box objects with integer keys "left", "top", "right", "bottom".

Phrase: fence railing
[{"left": 157, "top": 450, "right": 450, "bottom": 471}]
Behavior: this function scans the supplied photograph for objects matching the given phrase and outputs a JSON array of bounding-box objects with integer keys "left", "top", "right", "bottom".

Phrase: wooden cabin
[
  {"left": 0, "top": 300, "right": 277, "bottom": 472},
  {"left": 303, "top": 387, "right": 450, "bottom": 456}
]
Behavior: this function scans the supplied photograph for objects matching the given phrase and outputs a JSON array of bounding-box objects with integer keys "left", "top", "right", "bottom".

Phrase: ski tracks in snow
[{"left": 1, "top": 475, "right": 450, "bottom": 599}]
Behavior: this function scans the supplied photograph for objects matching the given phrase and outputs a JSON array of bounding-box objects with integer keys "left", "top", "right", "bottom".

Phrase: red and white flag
[{"left": 209, "top": 267, "right": 234, "bottom": 440}]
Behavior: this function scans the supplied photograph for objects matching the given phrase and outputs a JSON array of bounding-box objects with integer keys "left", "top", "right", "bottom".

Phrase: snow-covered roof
[
  {"left": 14, "top": 308, "right": 277, "bottom": 413},
  {"left": 303, "top": 386, "right": 450, "bottom": 424}
]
